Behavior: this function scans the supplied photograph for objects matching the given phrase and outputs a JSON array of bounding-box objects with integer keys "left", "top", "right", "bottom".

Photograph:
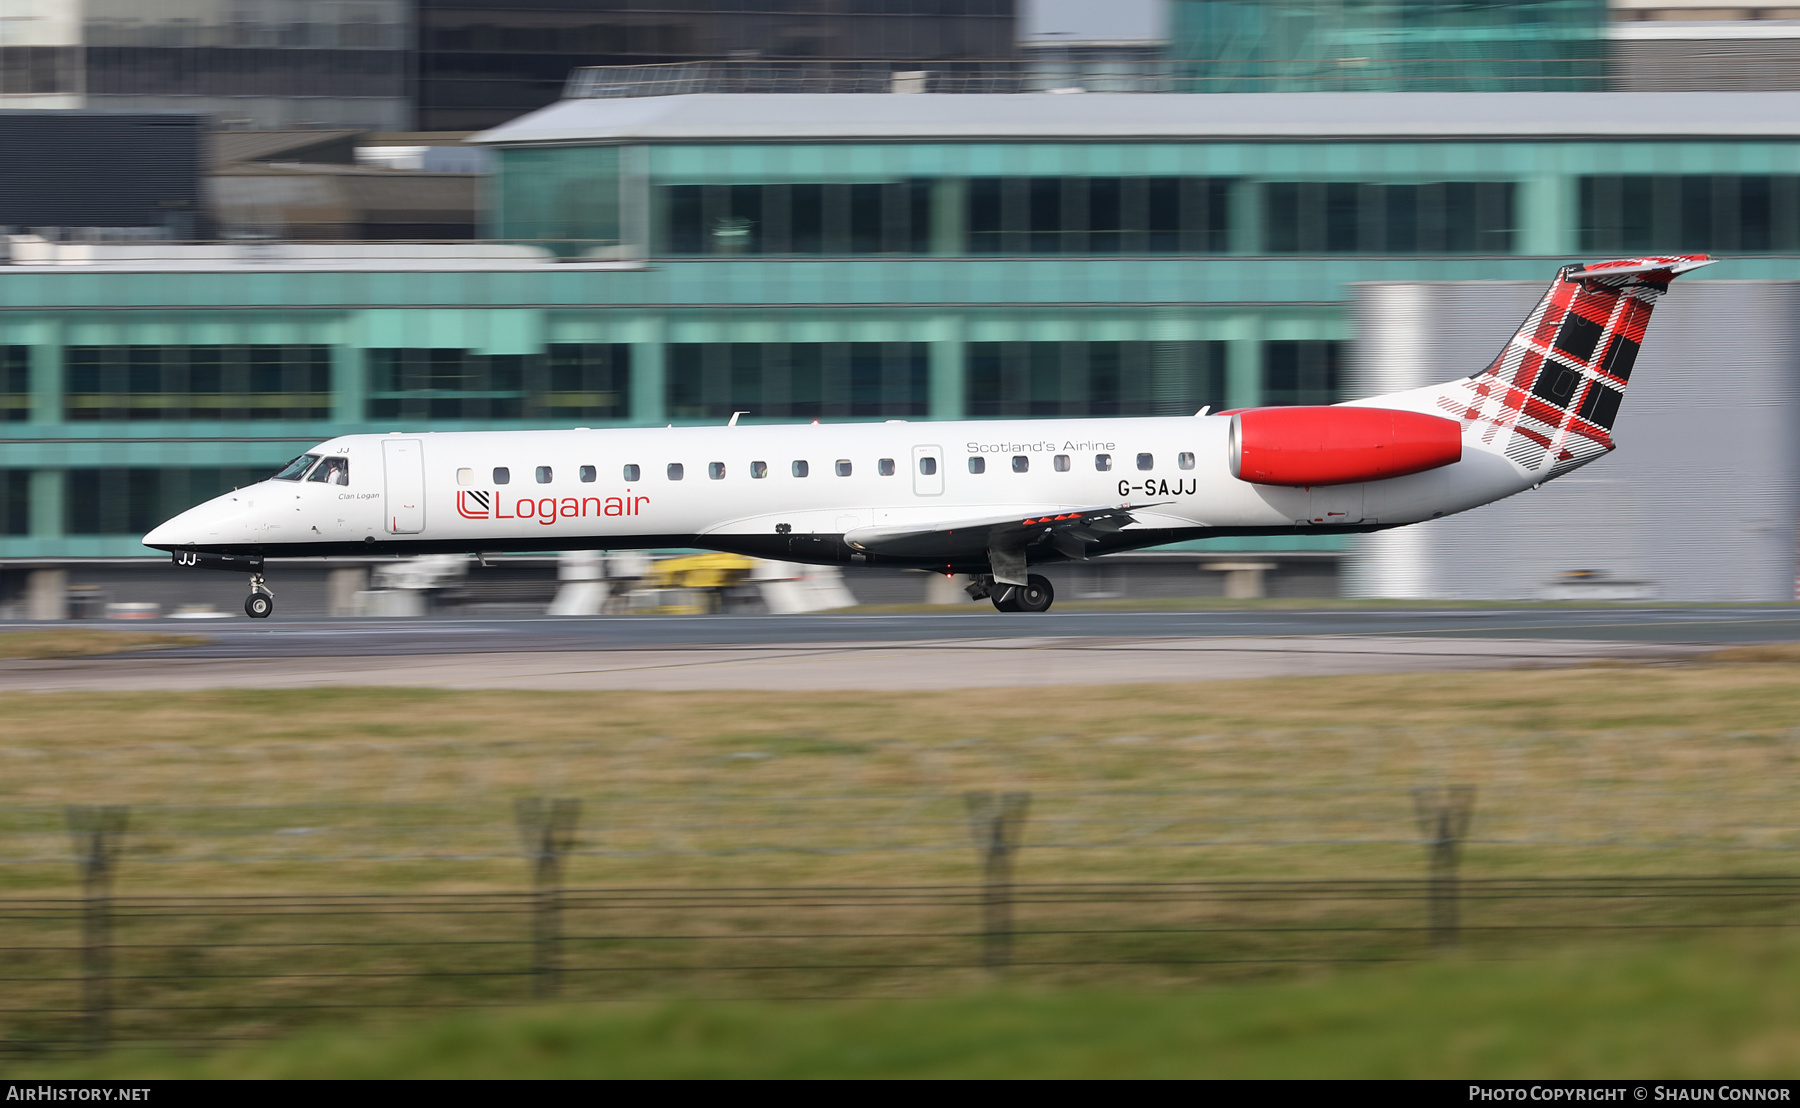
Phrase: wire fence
[
  {"left": 3, "top": 789, "right": 1800, "bottom": 1055},
  {"left": 0, "top": 785, "right": 1794, "bottom": 866}
]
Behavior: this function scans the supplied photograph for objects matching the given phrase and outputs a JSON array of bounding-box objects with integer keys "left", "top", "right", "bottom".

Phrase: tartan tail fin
[{"left": 1440, "top": 255, "right": 1713, "bottom": 476}]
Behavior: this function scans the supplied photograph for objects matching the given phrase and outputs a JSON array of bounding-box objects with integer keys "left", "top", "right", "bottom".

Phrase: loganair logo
[
  {"left": 456, "top": 490, "right": 492, "bottom": 519},
  {"left": 456, "top": 488, "right": 649, "bottom": 526}
]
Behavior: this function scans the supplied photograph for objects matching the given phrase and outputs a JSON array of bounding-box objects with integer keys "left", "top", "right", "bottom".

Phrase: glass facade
[
  {"left": 3, "top": 347, "right": 26, "bottom": 423},
  {"left": 493, "top": 147, "right": 622, "bottom": 255},
  {"left": 661, "top": 182, "right": 931, "bottom": 256},
  {"left": 64, "top": 346, "right": 332, "bottom": 422},
  {"left": 9, "top": 125, "right": 1797, "bottom": 556},
  {"left": 0, "top": 471, "right": 26, "bottom": 536},
  {"left": 368, "top": 345, "right": 630, "bottom": 422},
  {"left": 966, "top": 342, "right": 1228, "bottom": 417},
  {"left": 1264, "top": 183, "right": 1515, "bottom": 254},
  {"left": 1170, "top": 0, "right": 1608, "bottom": 92},
  {"left": 967, "top": 177, "right": 1231, "bottom": 255},
  {"left": 65, "top": 467, "right": 276, "bottom": 536},
  {"left": 1262, "top": 341, "right": 1345, "bottom": 407},
  {"left": 1580, "top": 176, "right": 1800, "bottom": 254},
  {"left": 667, "top": 343, "right": 928, "bottom": 419}
]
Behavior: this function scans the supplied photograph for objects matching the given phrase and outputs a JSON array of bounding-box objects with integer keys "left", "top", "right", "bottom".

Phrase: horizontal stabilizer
[{"left": 1569, "top": 256, "right": 1716, "bottom": 281}]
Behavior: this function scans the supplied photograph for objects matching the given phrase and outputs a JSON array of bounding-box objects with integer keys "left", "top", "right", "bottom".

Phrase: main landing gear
[
  {"left": 967, "top": 574, "right": 1055, "bottom": 613},
  {"left": 244, "top": 572, "right": 273, "bottom": 619}
]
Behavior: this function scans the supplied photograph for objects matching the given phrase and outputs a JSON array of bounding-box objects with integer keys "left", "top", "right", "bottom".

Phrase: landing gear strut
[
  {"left": 244, "top": 572, "right": 273, "bottom": 619},
  {"left": 978, "top": 574, "right": 1054, "bottom": 613}
]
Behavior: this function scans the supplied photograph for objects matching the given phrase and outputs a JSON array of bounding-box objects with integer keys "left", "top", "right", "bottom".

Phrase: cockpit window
[
  {"left": 307, "top": 456, "right": 350, "bottom": 485},
  {"left": 272, "top": 454, "right": 319, "bottom": 481}
]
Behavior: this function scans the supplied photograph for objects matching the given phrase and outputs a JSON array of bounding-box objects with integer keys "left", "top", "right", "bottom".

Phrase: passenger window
[
  {"left": 835, "top": 460, "right": 852, "bottom": 477},
  {"left": 536, "top": 466, "right": 553, "bottom": 484},
  {"left": 272, "top": 454, "right": 319, "bottom": 482},
  {"left": 919, "top": 456, "right": 937, "bottom": 476},
  {"left": 878, "top": 458, "right": 895, "bottom": 476},
  {"left": 709, "top": 462, "right": 726, "bottom": 480},
  {"left": 792, "top": 460, "right": 809, "bottom": 478},
  {"left": 623, "top": 464, "right": 640, "bottom": 482},
  {"left": 969, "top": 457, "right": 986, "bottom": 474},
  {"left": 1095, "top": 454, "right": 1111, "bottom": 472},
  {"left": 308, "top": 457, "right": 350, "bottom": 485},
  {"left": 1054, "top": 455, "right": 1070, "bottom": 472},
  {"left": 1012, "top": 456, "right": 1029, "bottom": 473},
  {"left": 1137, "top": 453, "right": 1154, "bottom": 471},
  {"left": 579, "top": 466, "right": 596, "bottom": 483},
  {"left": 751, "top": 461, "right": 768, "bottom": 479},
  {"left": 493, "top": 467, "right": 510, "bottom": 485},
  {"left": 667, "top": 463, "right": 684, "bottom": 481},
  {"left": 457, "top": 467, "right": 474, "bottom": 486},
  {"left": 1178, "top": 452, "right": 1195, "bottom": 470}
]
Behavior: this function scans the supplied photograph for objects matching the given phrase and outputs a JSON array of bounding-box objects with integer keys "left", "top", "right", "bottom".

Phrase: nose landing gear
[{"left": 244, "top": 572, "right": 273, "bottom": 619}]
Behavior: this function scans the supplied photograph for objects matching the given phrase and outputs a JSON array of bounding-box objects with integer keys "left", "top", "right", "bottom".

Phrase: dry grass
[
  {"left": 1709, "top": 643, "right": 1800, "bottom": 664},
  {"left": 3, "top": 662, "right": 1800, "bottom": 1052},
  {"left": 0, "top": 631, "right": 206, "bottom": 660},
  {"left": 1, "top": 660, "right": 1799, "bottom": 894}
]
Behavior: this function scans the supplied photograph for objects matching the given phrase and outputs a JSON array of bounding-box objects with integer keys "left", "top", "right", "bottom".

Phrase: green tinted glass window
[
  {"left": 666, "top": 342, "right": 928, "bottom": 420},
  {"left": 65, "top": 467, "right": 273, "bottom": 535},
  {"left": 1580, "top": 175, "right": 1800, "bottom": 254},
  {"left": 1263, "top": 182, "right": 1515, "bottom": 254},
  {"left": 1262, "top": 341, "right": 1343, "bottom": 406},
  {"left": 1, "top": 347, "right": 26, "bottom": 423},
  {"left": 967, "top": 176, "right": 1231, "bottom": 255},
  {"left": 367, "top": 344, "right": 629, "bottom": 422},
  {"left": 966, "top": 341, "right": 1227, "bottom": 417},
  {"left": 0, "top": 470, "right": 26, "bottom": 535},
  {"left": 63, "top": 346, "right": 331, "bottom": 422}
]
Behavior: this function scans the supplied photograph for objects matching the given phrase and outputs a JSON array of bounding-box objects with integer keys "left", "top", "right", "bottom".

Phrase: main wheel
[
  {"left": 991, "top": 586, "right": 1020, "bottom": 612},
  {"left": 245, "top": 592, "right": 273, "bottom": 619},
  {"left": 1015, "top": 574, "right": 1054, "bottom": 613}
]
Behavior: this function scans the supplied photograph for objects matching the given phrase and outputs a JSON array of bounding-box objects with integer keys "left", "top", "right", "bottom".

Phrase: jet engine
[{"left": 1229, "top": 406, "right": 1463, "bottom": 487}]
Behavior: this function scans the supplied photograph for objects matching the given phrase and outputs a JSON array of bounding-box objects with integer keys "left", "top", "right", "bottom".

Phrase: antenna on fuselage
[
  {"left": 728, "top": 411, "right": 747, "bottom": 426},
  {"left": 1195, "top": 406, "right": 1211, "bottom": 416}
]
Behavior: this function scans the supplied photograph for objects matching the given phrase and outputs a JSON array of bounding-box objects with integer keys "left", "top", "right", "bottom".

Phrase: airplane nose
[
  {"left": 143, "top": 494, "right": 247, "bottom": 551},
  {"left": 142, "top": 515, "right": 185, "bottom": 551}
]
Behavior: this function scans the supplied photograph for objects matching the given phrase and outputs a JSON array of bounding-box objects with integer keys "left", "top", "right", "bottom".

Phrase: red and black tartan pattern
[{"left": 1434, "top": 255, "right": 1709, "bottom": 477}]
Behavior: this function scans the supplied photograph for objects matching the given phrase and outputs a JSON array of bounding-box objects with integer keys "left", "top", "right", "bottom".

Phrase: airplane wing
[{"left": 844, "top": 503, "right": 1166, "bottom": 563}]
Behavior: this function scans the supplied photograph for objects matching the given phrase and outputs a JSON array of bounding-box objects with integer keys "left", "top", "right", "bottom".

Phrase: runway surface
[
  {"left": 7, "top": 605, "right": 1800, "bottom": 657},
  {"left": 0, "top": 606, "right": 1784, "bottom": 692}
]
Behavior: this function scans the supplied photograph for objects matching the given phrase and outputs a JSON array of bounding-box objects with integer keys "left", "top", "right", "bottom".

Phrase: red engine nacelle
[{"left": 1229, "top": 406, "right": 1463, "bottom": 487}]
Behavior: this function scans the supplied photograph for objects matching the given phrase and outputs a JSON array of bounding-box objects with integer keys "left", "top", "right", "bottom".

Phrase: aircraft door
[
  {"left": 912, "top": 445, "right": 944, "bottom": 496},
  {"left": 382, "top": 438, "right": 426, "bottom": 534}
]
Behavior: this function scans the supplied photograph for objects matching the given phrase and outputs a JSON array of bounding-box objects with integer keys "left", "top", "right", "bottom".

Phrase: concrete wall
[{"left": 1346, "top": 280, "right": 1800, "bottom": 601}]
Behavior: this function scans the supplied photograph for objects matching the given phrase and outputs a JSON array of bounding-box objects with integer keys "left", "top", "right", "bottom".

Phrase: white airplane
[{"left": 145, "top": 255, "right": 1712, "bottom": 618}]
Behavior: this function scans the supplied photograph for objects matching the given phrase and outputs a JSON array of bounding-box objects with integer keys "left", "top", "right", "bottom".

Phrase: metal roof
[{"left": 471, "top": 91, "right": 1800, "bottom": 146}]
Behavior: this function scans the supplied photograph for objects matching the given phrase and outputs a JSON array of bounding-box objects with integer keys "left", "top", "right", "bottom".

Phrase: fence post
[
  {"left": 963, "top": 791, "right": 1030, "bottom": 969},
  {"left": 65, "top": 806, "right": 128, "bottom": 1053},
  {"left": 514, "top": 798, "right": 580, "bottom": 999},
  {"left": 1411, "top": 786, "right": 1476, "bottom": 947}
]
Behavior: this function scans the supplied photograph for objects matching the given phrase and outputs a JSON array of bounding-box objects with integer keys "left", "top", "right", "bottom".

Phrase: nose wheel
[{"left": 244, "top": 573, "right": 274, "bottom": 619}]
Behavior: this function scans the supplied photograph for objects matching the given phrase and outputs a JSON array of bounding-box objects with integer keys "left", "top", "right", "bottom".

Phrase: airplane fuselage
[
  {"left": 142, "top": 255, "right": 1716, "bottom": 616},
  {"left": 144, "top": 408, "right": 1526, "bottom": 571}
]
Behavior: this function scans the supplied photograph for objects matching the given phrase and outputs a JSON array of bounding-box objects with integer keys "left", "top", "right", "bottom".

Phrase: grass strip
[
  {"left": 33, "top": 934, "right": 1800, "bottom": 1079},
  {"left": 0, "top": 632, "right": 206, "bottom": 660}
]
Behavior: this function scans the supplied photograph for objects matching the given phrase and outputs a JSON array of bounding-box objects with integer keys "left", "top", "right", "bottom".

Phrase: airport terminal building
[{"left": 3, "top": 88, "right": 1799, "bottom": 596}]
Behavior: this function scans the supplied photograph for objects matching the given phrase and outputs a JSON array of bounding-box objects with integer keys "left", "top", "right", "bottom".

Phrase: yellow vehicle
[{"left": 622, "top": 552, "right": 758, "bottom": 615}]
